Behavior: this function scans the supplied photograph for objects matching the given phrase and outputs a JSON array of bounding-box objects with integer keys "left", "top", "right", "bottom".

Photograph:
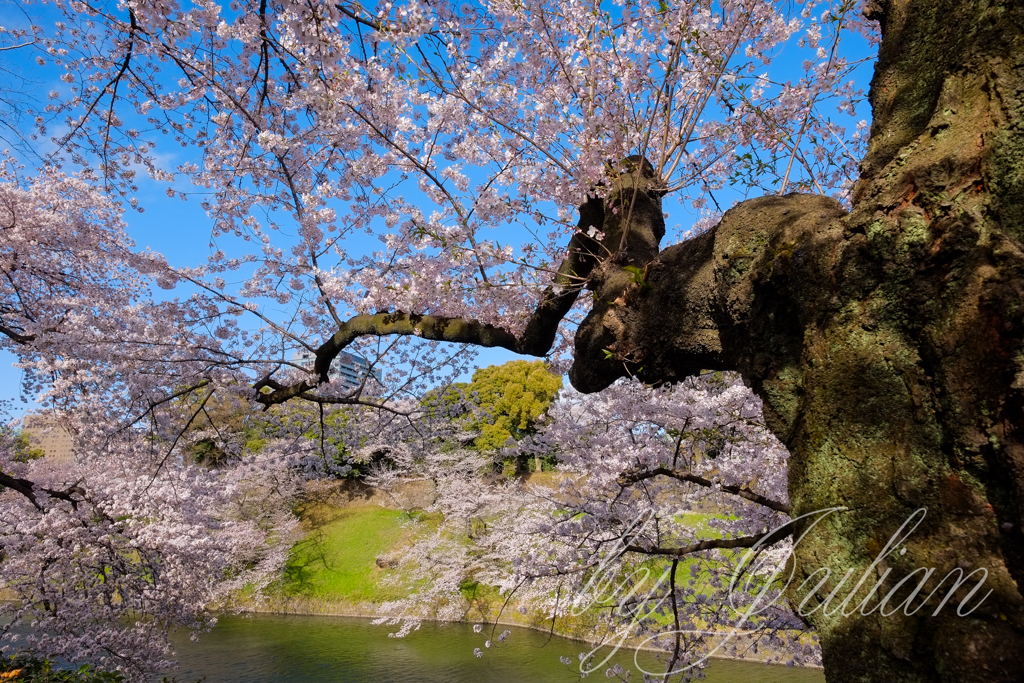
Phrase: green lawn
[
  {"left": 276, "top": 501, "right": 750, "bottom": 617},
  {"left": 280, "top": 503, "right": 412, "bottom": 602}
]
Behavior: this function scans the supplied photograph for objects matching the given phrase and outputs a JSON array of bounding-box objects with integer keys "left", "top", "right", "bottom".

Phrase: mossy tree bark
[{"left": 569, "top": 1, "right": 1024, "bottom": 680}]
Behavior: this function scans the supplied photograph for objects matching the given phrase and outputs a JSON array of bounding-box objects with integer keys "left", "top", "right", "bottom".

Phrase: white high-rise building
[{"left": 289, "top": 350, "right": 381, "bottom": 393}]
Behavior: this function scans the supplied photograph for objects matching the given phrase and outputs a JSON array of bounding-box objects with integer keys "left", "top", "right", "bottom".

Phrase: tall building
[
  {"left": 289, "top": 350, "right": 381, "bottom": 393},
  {"left": 21, "top": 414, "right": 76, "bottom": 464}
]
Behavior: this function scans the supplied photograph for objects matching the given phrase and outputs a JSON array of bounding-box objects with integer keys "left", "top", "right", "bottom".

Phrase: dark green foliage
[
  {"left": 0, "top": 655, "right": 202, "bottom": 683},
  {"left": 2, "top": 427, "right": 45, "bottom": 463},
  {"left": 188, "top": 438, "right": 229, "bottom": 468},
  {"left": 0, "top": 655, "right": 124, "bottom": 683}
]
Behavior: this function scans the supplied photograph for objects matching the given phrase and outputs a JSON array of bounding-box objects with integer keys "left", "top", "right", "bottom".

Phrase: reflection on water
[{"left": 164, "top": 614, "right": 824, "bottom": 683}]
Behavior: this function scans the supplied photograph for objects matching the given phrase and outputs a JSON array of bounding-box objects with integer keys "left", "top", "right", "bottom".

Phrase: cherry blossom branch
[
  {"left": 779, "top": 3, "right": 850, "bottom": 194},
  {"left": 121, "top": 379, "right": 213, "bottom": 431},
  {"left": 624, "top": 525, "right": 793, "bottom": 557},
  {"left": 334, "top": 3, "right": 385, "bottom": 33},
  {"left": 143, "top": 388, "right": 214, "bottom": 490},
  {"left": 0, "top": 471, "right": 86, "bottom": 511},
  {"left": 252, "top": 374, "right": 417, "bottom": 415},
  {"left": 170, "top": 269, "right": 314, "bottom": 352},
  {"left": 256, "top": 197, "right": 605, "bottom": 406},
  {"left": 616, "top": 466, "right": 792, "bottom": 513},
  {"left": 54, "top": 8, "right": 138, "bottom": 159},
  {"left": 0, "top": 321, "right": 35, "bottom": 344},
  {"left": 0, "top": 40, "right": 35, "bottom": 51}
]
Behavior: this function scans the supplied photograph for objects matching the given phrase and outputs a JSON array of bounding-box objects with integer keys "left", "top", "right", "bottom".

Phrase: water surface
[{"left": 165, "top": 614, "right": 824, "bottom": 683}]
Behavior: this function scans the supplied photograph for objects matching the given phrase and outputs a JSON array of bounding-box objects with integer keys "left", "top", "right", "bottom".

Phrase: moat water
[{"left": 162, "top": 613, "right": 825, "bottom": 682}]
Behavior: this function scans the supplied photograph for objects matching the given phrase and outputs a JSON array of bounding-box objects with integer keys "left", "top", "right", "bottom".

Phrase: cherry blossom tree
[
  {"left": 0, "top": 0, "right": 1021, "bottom": 681},
  {"left": 6, "top": 0, "right": 875, "bottom": 410},
  {"left": 507, "top": 376, "right": 807, "bottom": 676},
  {"left": 367, "top": 372, "right": 812, "bottom": 680},
  {"left": 0, "top": 163, "right": 298, "bottom": 682},
  {"left": 3, "top": 0, "right": 875, "bottom": 436},
  {"left": 0, "top": 406, "right": 302, "bottom": 680}
]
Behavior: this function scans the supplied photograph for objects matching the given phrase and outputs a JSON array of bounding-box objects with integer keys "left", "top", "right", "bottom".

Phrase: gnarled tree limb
[
  {"left": 0, "top": 471, "right": 86, "bottom": 511},
  {"left": 256, "top": 162, "right": 668, "bottom": 407}
]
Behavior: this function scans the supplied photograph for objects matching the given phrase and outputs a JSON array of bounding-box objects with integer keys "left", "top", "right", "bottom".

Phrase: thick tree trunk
[{"left": 569, "top": 1, "right": 1024, "bottom": 680}]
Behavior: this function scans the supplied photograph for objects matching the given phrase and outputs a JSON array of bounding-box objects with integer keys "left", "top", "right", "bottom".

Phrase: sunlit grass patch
[{"left": 280, "top": 504, "right": 412, "bottom": 602}]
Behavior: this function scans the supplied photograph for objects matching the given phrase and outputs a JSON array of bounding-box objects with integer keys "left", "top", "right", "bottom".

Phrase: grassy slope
[
  {"left": 275, "top": 491, "right": 730, "bottom": 608},
  {"left": 261, "top": 494, "right": 809, "bottom": 665},
  {"left": 279, "top": 503, "right": 412, "bottom": 603}
]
